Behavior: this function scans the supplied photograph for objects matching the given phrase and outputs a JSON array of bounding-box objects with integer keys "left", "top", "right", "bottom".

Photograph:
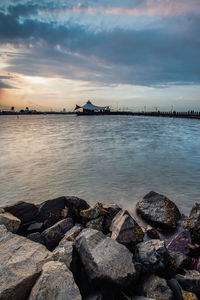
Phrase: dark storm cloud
[{"left": 0, "top": 1, "right": 200, "bottom": 87}]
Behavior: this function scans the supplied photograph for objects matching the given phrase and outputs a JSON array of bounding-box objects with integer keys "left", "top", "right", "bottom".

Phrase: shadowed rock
[
  {"left": 41, "top": 218, "right": 74, "bottom": 250},
  {"left": 136, "top": 239, "right": 171, "bottom": 273},
  {"left": 176, "top": 270, "right": 200, "bottom": 296},
  {"left": 27, "top": 222, "right": 43, "bottom": 233},
  {"left": 103, "top": 204, "right": 122, "bottom": 233},
  {"left": 65, "top": 196, "right": 90, "bottom": 220},
  {"left": 168, "top": 278, "right": 198, "bottom": 300},
  {"left": 53, "top": 240, "right": 73, "bottom": 268},
  {"left": 110, "top": 210, "right": 144, "bottom": 250},
  {"left": 136, "top": 191, "right": 181, "bottom": 230},
  {"left": 187, "top": 203, "right": 200, "bottom": 244},
  {"left": 59, "top": 224, "right": 83, "bottom": 243},
  {"left": 167, "top": 230, "right": 191, "bottom": 254},
  {"left": 27, "top": 232, "right": 45, "bottom": 245},
  {"left": 0, "top": 212, "right": 21, "bottom": 233},
  {"left": 3, "top": 201, "right": 39, "bottom": 224},
  {"left": 75, "top": 228, "right": 136, "bottom": 287},
  {"left": 86, "top": 216, "right": 104, "bottom": 231},
  {"left": 80, "top": 202, "right": 107, "bottom": 219},
  {"left": 141, "top": 275, "right": 173, "bottom": 300},
  {"left": 0, "top": 225, "right": 52, "bottom": 300},
  {"left": 29, "top": 261, "right": 81, "bottom": 300}
]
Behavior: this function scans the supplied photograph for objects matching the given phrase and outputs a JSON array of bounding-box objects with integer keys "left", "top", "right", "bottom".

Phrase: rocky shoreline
[{"left": 0, "top": 191, "right": 199, "bottom": 300}]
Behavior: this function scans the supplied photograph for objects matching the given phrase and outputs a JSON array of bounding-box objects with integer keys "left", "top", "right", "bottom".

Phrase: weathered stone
[
  {"left": 136, "top": 191, "right": 181, "bottom": 230},
  {"left": 142, "top": 275, "right": 173, "bottom": 300},
  {"left": 168, "top": 278, "right": 198, "bottom": 300},
  {"left": 65, "top": 196, "right": 90, "bottom": 220},
  {"left": 145, "top": 226, "right": 161, "bottom": 240},
  {"left": 80, "top": 202, "right": 107, "bottom": 219},
  {"left": 86, "top": 216, "right": 104, "bottom": 231},
  {"left": 103, "top": 204, "right": 122, "bottom": 233},
  {"left": 0, "top": 208, "right": 5, "bottom": 213},
  {"left": 53, "top": 241, "right": 73, "bottom": 268},
  {"left": 3, "top": 201, "right": 39, "bottom": 224},
  {"left": 27, "top": 232, "right": 45, "bottom": 245},
  {"left": 136, "top": 239, "right": 171, "bottom": 272},
  {"left": 132, "top": 297, "right": 155, "bottom": 300},
  {"left": 110, "top": 210, "right": 144, "bottom": 249},
  {"left": 187, "top": 203, "right": 200, "bottom": 243},
  {"left": 75, "top": 228, "right": 136, "bottom": 287},
  {"left": 29, "top": 261, "right": 81, "bottom": 300},
  {"left": 168, "top": 251, "right": 188, "bottom": 270},
  {"left": 27, "top": 222, "right": 43, "bottom": 233},
  {"left": 0, "top": 212, "right": 21, "bottom": 233},
  {"left": 84, "top": 292, "right": 103, "bottom": 300},
  {"left": 38, "top": 196, "right": 67, "bottom": 226},
  {"left": 41, "top": 218, "right": 74, "bottom": 250},
  {"left": 176, "top": 270, "right": 200, "bottom": 296},
  {"left": 59, "top": 224, "right": 83, "bottom": 244},
  {"left": 0, "top": 225, "right": 52, "bottom": 300},
  {"left": 167, "top": 230, "right": 191, "bottom": 254}
]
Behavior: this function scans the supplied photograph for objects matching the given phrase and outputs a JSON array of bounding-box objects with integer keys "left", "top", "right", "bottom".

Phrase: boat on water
[{"left": 74, "top": 100, "right": 110, "bottom": 115}]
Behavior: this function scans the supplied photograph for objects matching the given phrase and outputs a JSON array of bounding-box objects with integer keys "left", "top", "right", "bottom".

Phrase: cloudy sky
[{"left": 0, "top": 0, "right": 200, "bottom": 111}]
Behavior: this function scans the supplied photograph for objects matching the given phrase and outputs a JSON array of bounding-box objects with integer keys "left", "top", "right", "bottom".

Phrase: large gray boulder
[
  {"left": 29, "top": 261, "right": 81, "bottom": 300},
  {"left": 187, "top": 203, "right": 200, "bottom": 243},
  {"left": 0, "top": 225, "right": 52, "bottom": 300},
  {"left": 75, "top": 228, "right": 136, "bottom": 287},
  {"left": 136, "top": 191, "right": 181, "bottom": 230},
  {"left": 110, "top": 210, "right": 144, "bottom": 250},
  {"left": 41, "top": 218, "right": 74, "bottom": 250},
  {"left": 136, "top": 239, "right": 171, "bottom": 273},
  {"left": 0, "top": 212, "right": 21, "bottom": 233}
]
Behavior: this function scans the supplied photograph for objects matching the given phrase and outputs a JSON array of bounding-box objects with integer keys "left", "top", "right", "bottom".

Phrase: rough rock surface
[
  {"left": 167, "top": 230, "right": 191, "bottom": 254},
  {"left": 187, "top": 203, "right": 200, "bottom": 243},
  {"left": 110, "top": 210, "right": 144, "bottom": 249},
  {"left": 75, "top": 228, "right": 136, "bottom": 287},
  {"left": 136, "top": 191, "right": 181, "bottom": 230},
  {"left": 136, "top": 239, "right": 171, "bottom": 272},
  {"left": 27, "top": 222, "right": 43, "bottom": 233},
  {"left": 86, "top": 216, "right": 104, "bottom": 231},
  {"left": 59, "top": 224, "right": 83, "bottom": 243},
  {"left": 0, "top": 212, "right": 21, "bottom": 232},
  {"left": 3, "top": 201, "right": 39, "bottom": 224},
  {"left": 168, "top": 278, "right": 198, "bottom": 300},
  {"left": 80, "top": 202, "right": 107, "bottom": 219},
  {"left": 176, "top": 270, "right": 200, "bottom": 296},
  {"left": 102, "top": 204, "right": 122, "bottom": 233},
  {"left": 41, "top": 218, "right": 74, "bottom": 250},
  {"left": 29, "top": 261, "right": 81, "bottom": 300},
  {"left": 65, "top": 196, "right": 90, "bottom": 220},
  {"left": 38, "top": 196, "right": 67, "bottom": 225},
  {"left": 132, "top": 297, "right": 155, "bottom": 300},
  {"left": 142, "top": 275, "right": 173, "bottom": 300},
  {"left": 0, "top": 225, "right": 52, "bottom": 300},
  {"left": 53, "top": 240, "right": 73, "bottom": 268}
]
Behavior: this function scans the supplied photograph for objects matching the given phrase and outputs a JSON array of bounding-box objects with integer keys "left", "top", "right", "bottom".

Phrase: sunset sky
[{"left": 0, "top": 0, "right": 200, "bottom": 111}]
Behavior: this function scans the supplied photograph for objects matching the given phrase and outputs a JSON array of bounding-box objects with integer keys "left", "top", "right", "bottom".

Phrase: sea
[{"left": 0, "top": 114, "right": 200, "bottom": 215}]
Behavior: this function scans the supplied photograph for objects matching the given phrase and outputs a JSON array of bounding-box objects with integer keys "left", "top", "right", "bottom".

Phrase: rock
[
  {"left": 59, "top": 224, "right": 83, "bottom": 244},
  {"left": 41, "top": 218, "right": 74, "bottom": 250},
  {"left": 102, "top": 204, "right": 122, "bottom": 233},
  {"left": 142, "top": 275, "right": 173, "bottom": 300},
  {"left": 136, "top": 239, "right": 171, "bottom": 273},
  {"left": 110, "top": 210, "right": 144, "bottom": 250},
  {"left": 0, "top": 225, "right": 52, "bottom": 300},
  {"left": 86, "top": 216, "right": 104, "bottom": 231},
  {"left": 167, "top": 230, "right": 191, "bottom": 254},
  {"left": 84, "top": 292, "right": 103, "bottom": 300},
  {"left": 53, "top": 241, "right": 73, "bottom": 268},
  {"left": 136, "top": 191, "right": 181, "bottom": 230},
  {"left": 3, "top": 201, "right": 39, "bottom": 224},
  {"left": 168, "top": 278, "right": 198, "bottom": 300},
  {"left": 187, "top": 203, "right": 200, "bottom": 243},
  {"left": 132, "top": 297, "right": 155, "bottom": 300},
  {"left": 75, "top": 228, "right": 136, "bottom": 287},
  {"left": 176, "top": 270, "right": 200, "bottom": 296},
  {"left": 37, "top": 196, "right": 67, "bottom": 226},
  {"left": 80, "top": 202, "right": 107, "bottom": 219},
  {"left": 65, "top": 196, "right": 90, "bottom": 220},
  {"left": 27, "top": 232, "right": 45, "bottom": 245},
  {"left": 29, "top": 261, "right": 81, "bottom": 300},
  {"left": 0, "top": 212, "right": 21, "bottom": 232},
  {"left": 27, "top": 222, "right": 43, "bottom": 233},
  {"left": 0, "top": 208, "right": 5, "bottom": 213},
  {"left": 145, "top": 226, "right": 161, "bottom": 240},
  {"left": 168, "top": 251, "right": 188, "bottom": 271}
]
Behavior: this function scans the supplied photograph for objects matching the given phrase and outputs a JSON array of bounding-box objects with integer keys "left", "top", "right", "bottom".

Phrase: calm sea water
[{"left": 0, "top": 114, "right": 200, "bottom": 214}]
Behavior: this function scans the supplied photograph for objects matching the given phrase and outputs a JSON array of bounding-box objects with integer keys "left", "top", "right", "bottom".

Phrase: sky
[{"left": 0, "top": 0, "right": 200, "bottom": 111}]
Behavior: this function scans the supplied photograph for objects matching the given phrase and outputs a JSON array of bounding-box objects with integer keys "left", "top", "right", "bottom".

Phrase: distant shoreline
[{"left": 1, "top": 110, "right": 200, "bottom": 119}]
